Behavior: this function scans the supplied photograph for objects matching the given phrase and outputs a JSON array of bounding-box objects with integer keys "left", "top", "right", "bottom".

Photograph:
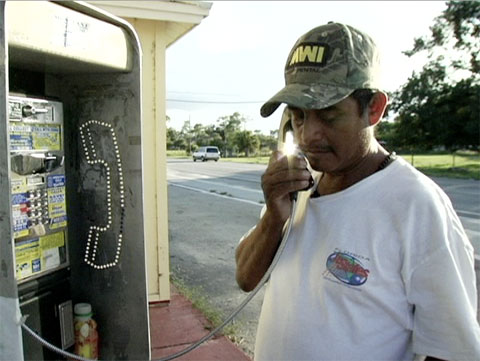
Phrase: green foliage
[
  {"left": 399, "top": 152, "right": 480, "bottom": 180},
  {"left": 170, "top": 274, "right": 239, "bottom": 339},
  {"left": 166, "top": 127, "right": 185, "bottom": 150},
  {"left": 256, "top": 130, "right": 278, "bottom": 155},
  {"left": 217, "top": 112, "right": 245, "bottom": 156},
  {"left": 390, "top": 0, "right": 480, "bottom": 151},
  {"left": 166, "top": 112, "right": 277, "bottom": 157},
  {"left": 234, "top": 130, "right": 260, "bottom": 157},
  {"left": 375, "top": 120, "right": 396, "bottom": 148},
  {"left": 403, "top": 1, "right": 480, "bottom": 78}
]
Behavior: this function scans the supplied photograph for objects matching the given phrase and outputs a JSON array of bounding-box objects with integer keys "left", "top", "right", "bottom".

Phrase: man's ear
[{"left": 368, "top": 92, "right": 388, "bottom": 126}]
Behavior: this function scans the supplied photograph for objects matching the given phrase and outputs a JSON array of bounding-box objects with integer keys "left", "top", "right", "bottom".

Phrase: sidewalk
[{"left": 149, "top": 284, "right": 252, "bottom": 360}]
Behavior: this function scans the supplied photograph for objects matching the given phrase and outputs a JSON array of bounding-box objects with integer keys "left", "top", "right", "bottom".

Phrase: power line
[{"left": 166, "top": 98, "right": 264, "bottom": 104}]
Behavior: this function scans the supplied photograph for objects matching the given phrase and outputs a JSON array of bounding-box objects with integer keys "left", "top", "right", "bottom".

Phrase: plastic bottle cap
[{"left": 74, "top": 303, "right": 92, "bottom": 316}]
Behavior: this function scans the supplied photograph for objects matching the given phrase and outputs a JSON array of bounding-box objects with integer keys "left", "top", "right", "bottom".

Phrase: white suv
[{"left": 193, "top": 146, "right": 221, "bottom": 162}]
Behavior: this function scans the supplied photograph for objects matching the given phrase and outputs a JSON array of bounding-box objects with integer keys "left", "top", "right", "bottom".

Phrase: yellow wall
[{"left": 124, "top": 18, "right": 170, "bottom": 302}]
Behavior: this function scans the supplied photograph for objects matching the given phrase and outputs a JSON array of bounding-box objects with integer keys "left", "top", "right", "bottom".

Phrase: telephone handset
[
  {"left": 277, "top": 106, "right": 295, "bottom": 155},
  {"left": 278, "top": 107, "right": 316, "bottom": 194},
  {"left": 11, "top": 152, "right": 64, "bottom": 175}
]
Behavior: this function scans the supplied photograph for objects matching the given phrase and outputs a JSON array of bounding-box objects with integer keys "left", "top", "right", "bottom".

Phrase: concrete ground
[{"left": 150, "top": 284, "right": 251, "bottom": 361}]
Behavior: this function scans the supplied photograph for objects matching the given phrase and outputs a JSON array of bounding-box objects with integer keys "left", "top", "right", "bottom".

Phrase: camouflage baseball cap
[{"left": 261, "top": 22, "right": 382, "bottom": 117}]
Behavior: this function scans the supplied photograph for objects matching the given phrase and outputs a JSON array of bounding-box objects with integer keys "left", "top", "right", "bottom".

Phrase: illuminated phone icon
[{"left": 78, "top": 120, "right": 125, "bottom": 269}]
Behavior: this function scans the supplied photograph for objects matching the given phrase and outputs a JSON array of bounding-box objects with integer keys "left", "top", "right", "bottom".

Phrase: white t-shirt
[{"left": 253, "top": 157, "right": 480, "bottom": 361}]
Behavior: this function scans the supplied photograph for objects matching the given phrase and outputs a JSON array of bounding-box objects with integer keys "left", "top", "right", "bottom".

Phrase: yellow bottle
[{"left": 74, "top": 303, "right": 99, "bottom": 360}]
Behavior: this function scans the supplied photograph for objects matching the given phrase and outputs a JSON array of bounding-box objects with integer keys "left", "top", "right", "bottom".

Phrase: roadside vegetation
[
  {"left": 166, "top": 2, "right": 479, "bottom": 182},
  {"left": 400, "top": 152, "right": 479, "bottom": 180},
  {"left": 167, "top": 150, "right": 479, "bottom": 180},
  {"left": 170, "top": 274, "right": 250, "bottom": 353}
]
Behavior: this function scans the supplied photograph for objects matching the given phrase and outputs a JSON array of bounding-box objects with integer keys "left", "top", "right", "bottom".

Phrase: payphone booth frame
[{"left": 0, "top": 1, "right": 150, "bottom": 360}]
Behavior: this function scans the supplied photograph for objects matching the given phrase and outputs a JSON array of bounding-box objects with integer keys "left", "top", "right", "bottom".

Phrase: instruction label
[
  {"left": 48, "top": 174, "right": 67, "bottom": 229},
  {"left": 15, "top": 238, "right": 41, "bottom": 279},
  {"left": 15, "top": 231, "right": 65, "bottom": 280},
  {"left": 9, "top": 124, "right": 33, "bottom": 150},
  {"left": 9, "top": 123, "right": 60, "bottom": 151},
  {"left": 32, "top": 124, "right": 61, "bottom": 150},
  {"left": 11, "top": 178, "right": 30, "bottom": 238}
]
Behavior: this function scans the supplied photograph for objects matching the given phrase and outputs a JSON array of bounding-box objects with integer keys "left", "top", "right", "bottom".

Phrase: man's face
[{"left": 289, "top": 96, "right": 372, "bottom": 174}]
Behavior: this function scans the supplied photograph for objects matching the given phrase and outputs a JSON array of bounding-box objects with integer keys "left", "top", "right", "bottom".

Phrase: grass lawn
[
  {"left": 167, "top": 150, "right": 190, "bottom": 158},
  {"left": 399, "top": 153, "right": 479, "bottom": 180},
  {"left": 167, "top": 150, "right": 479, "bottom": 180}
]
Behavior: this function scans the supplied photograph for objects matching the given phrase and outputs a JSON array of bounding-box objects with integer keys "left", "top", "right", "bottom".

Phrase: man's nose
[{"left": 301, "top": 111, "right": 326, "bottom": 144}]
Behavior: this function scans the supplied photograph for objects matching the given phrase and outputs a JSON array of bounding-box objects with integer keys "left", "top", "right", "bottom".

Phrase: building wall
[{"left": 123, "top": 18, "right": 171, "bottom": 302}]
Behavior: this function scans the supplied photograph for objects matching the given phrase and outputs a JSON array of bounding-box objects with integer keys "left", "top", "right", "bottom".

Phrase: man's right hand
[
  {"left": 235, "top": 150, "right": 312, "bottom": 292},
  {"left": 261, "top": 150, "right": 312, "bottom": 223}
]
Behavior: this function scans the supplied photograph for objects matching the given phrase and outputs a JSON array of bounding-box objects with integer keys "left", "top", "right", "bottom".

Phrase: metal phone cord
[{"left": 19, "top": 198, "right": 299, "bottom": 361}]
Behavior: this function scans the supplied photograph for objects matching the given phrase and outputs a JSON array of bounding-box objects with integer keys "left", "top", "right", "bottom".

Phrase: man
[{"left": 235, "top": 22, "right": 480, "bottom": 361}]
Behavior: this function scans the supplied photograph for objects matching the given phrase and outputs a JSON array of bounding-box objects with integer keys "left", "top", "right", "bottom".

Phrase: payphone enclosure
[{"left": 0, "top": 1, "right": 150, "bottom": 360}]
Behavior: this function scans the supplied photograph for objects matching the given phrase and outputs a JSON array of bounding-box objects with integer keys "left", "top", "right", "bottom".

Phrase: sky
[{"left": 166, "top": 1, "right": 448, "bottom": 135}]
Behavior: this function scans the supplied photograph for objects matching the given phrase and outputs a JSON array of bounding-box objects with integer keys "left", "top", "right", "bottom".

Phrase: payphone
[
  {"left": 10, "top": 96, "right": 68, "bottom": 282},
  {"left": 0, "top": 2, "right": 150, "bottom": 360},
  {"left": 8, "top": 96, "right": 74, "bottom": 359}
]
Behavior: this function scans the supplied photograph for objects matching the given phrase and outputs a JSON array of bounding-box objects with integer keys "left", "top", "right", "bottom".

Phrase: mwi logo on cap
[{"left": 287, "top": 42, "right": 328, "bottom": 69}]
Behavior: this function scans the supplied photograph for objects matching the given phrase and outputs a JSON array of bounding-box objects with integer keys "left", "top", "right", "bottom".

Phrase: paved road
[
  {"left": 168, "top": 160, "right": 264, "bottom": 356},
  {"left": 167, "top": 159, "right": 480, "bottom": 356},
  {"left": 168, "top": 159, "right": 480, "bottom": 253}
]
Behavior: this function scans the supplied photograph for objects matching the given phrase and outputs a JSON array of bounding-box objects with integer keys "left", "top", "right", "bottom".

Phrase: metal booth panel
[
  {"left": 3, "top": 1, "right": 150, "bottom": 359},
  {"left": 0, "top": 3, "right": 25, "bottom": 359}
]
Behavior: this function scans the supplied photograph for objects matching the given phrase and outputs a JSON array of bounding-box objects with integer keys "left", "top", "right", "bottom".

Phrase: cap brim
[{"left": 260, "top": 83, "right": 354, "bottom": 118}]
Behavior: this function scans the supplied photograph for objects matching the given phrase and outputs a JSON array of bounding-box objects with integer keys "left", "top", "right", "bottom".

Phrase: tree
[
  {"left": 391, "top": 1, "right": 480, "bottom": 151},
  {"left": 166, "top": 127, "right": 185, "bottom": 150},
  {"left": 234, "top": 130, "right": 260, "bottom": 157},
  {"left": 191, "top": 123, "right": 207, "bottom": 149},
  {"left": 204, "top": 124, "right": 224, "bottom": 150},
  {"left": 216, "top": 112, "right": 245, "bottom": 156},
  {"left": 181, "top": 120, "right": 194, "bottom": 154},
  {"left": 375, "top": 120, "right": 397, "bottom": 150},
  {"left": 165, "top": 112, "right": 273, "bottom": 156},
  {"left": 391, "top": 62, "right": 448, "bottom": 150},
  {"left": 256, "top": 130, "right": 278, "bottom": 155},
  {"left": 404, "top": 1, "right": 480, "bottom": 79}
]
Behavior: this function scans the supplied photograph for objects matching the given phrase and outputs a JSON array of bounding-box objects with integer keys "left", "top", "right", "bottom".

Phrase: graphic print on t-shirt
[{"left": 324, "top": 250, "right": 370, "bottom": 287}]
